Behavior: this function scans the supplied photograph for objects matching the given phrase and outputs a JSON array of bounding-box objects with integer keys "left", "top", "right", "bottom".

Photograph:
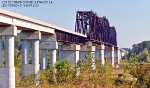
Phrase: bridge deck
[{"left": 0, "top": 9, "right": 86, "bottom": 37}]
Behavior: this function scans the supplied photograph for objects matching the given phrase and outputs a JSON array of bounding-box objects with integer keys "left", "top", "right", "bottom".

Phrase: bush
[
  {"left": 44, "top": 64, "right": 55, "bottom": 83},
  {"left": 14, "top": 49, "right": 22, "bottom": 68},
  {"left": 79, "top": 50, "right": 94, "bottom": 71},
  {"left": 20, "top": 75, "right": 35, "bottom": 87},
  {"left": 55, "top": 59, "right": 75, "bottom": 82},
  {"left": 125, "top": 53, "right": 150, "bottom": 87},
  {"left": 93, "top": 61, "right": 113, "bottom": 87}
]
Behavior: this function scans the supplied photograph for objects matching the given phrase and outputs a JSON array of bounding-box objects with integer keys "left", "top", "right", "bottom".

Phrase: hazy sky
[{"left": 1, "top": 0, "right": 150, "bottom": 48}]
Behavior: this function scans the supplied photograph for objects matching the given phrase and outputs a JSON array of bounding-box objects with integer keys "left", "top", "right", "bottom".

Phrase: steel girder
[{"left": 75, "top": 11, "right": 117, "bottom": 46}]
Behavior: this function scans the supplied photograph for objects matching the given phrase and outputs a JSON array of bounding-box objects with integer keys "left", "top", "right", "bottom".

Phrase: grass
[
  {"left": 1, "top": 49, "right": 139, "bottom": 88},
  {"left": 14, "top": 59, "right": 126, "bottom": 88}
]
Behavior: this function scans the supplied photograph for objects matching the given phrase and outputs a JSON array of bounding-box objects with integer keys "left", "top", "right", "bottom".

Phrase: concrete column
[
  {"left": 117, "top": 48, "right": 121, "bottom": 64},
  {"left": 5, "top": 36, "right": 14, "bottom": 68},
  {"left": 50, "top": 49, "right": 57, "bottom": 82},
  {"left": 50, "top": 49, "right": 56, "bottom": 67},
  {"left": 22, "top": 40, "right": 29, "bottom": 65},
  {"left": 40, "top": 49, "right": 47, "bottom": 70},
  {"left": 91, "top": 51, "right": 96, "bottom": 70},
  {"left": 0, "top": 26, "right": 17, "bottom": 88},
  {"left": 5, "top": 35, "right": 15, "bottom": 88},
  {"left": 32, "top": 40, "right": 39, "bottom": 74},
  {"left": 21, "top": 39, "right": 29, "bottom": 77},
  {"left": 32, "top": 40, "right": 40, "bottom": 86},
  {"left": 75, "top": 50, "right": 80, "bottom": 76},
  {"left": 20, "top": 31, "right": 41, "bottom": 86},
  {"left": 39, "top": 34, "right": 57, "bottom": 82},
  {"left": 111, "top": 46, "right": 115, "bottom": 67},
  {"left": 100, "top": 44, "right": 105, "bottom": 66},
  {"left": 75, "top": 51, "right": 80, "bottom": 66},
  {"left": 0, "top": 36, "right": 2, "bottom": 67}
]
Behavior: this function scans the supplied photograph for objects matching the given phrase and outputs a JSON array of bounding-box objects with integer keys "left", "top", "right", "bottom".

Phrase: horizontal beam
[
  {"left": 0, "top": 9, "right": 86, "bottom": 37},
  {"left": 20, "top": 31, "right": 41, "bottom": 40},
  {"left": 59, "top": 44, "right": 80, "bottom": 51},
  {"left": 0, "top": 25, "right": 17, "bottom": 36}
]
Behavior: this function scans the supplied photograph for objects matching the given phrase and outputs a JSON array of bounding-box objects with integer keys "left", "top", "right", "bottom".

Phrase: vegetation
[
  {"left": 122, "top": 41, "right": 150, "bottom": 87},
  {"left": 127, "top": 41, "right": 150, "bottom": 62},
  {"left": 2, "top": 38, "right": 150, "bottom": 88},
  {"left": 121, "top": 53, "right": 150, "bottom": 88},
  {"left": 13, "top": 41, "right": 150, "bottom": 88}
]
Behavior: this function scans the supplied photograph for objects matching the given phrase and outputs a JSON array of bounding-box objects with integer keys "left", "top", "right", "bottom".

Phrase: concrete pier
[
  {"left": 111, "top": 46, "right": 115, "bottom": 67},
  {"left": 40, "top": 34, "right": 58, "bottom": 67},
  {"left": 58, "top": 44, "right": 80, "bottom": 76},
  {"left": 100, "top": 44, "right": 105, "bottom": 66},
  {"left": 0, "top": 36, "right": 2, "bottom": 67},
  {"left": 32, "top": 40, "right": 40, "bottom": 74},
  {"left": 80, "top": 45, "right": 96, "bottom": 70},
  {"left": 117, "top": 48, "right": 121, "bottom": 64},
  {"left": 20, "top": 31, "right": 41, "bottom": 86},
  {"left": 40, "top": 49, "right": 47, "bottom": 70},
  {"left": 50, "top": 49, "right": 57, "bottom": 66},
  {"left": 58, "top": 44, "right": 80, "bottom": 66},
  {"left": 6, "top": 35, "right": 15, "bottom": 88},
  {"left": 5, "top": 37, "right": 15, "bottom": 67},
  {"left": 21, "top": 39, "right": 29, "bottom": 77},
  {"left": 22, "top": 40, "right": 29, "bottom": 65},
  {"left": 0, "top": 26, "right": 17, "bottom": 88},
  {"left": 32, "top": 40, "right": 40, "bottom": 85},
  {"left": 91, "top": 51, "right": 96, "bottom": 70}
]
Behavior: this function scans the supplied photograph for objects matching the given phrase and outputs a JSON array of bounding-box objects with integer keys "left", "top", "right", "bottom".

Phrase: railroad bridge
[{"left": 0, "top": 9, "right": 121, "bottom": 88}]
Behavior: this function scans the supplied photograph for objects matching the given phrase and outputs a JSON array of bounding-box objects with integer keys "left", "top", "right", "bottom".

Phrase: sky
[{"left": 1, "top": 0, "right": 150, "bottom": 48}]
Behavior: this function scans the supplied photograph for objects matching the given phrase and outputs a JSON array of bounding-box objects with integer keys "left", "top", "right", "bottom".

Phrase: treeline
[{"left": 128, "top": 41, "right": 150, "bottom": 62}]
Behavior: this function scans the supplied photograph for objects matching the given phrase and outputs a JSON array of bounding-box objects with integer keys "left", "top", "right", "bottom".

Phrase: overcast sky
[{"left": 1, "top": 0, "right": 150, "bottom": 48}]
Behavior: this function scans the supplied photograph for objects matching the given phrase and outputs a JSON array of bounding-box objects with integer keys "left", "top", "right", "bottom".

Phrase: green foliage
[
  {"left": 130, "top": 53, "right": 140, "bottom": 64},
  {"left": 79, "top": 50, "right": 93, "bottom": 71},
  {"left": 15, "top": 36, "right": 22, "bottom": 50},
  {"left": 128, "top": 41, "right": 150, "bottom": 62},
  {"left": 40, "top": 60, "right": 76, "bottom": 84},
  {"left": 14, "top": 49, "right": 22, "bottom": 68},
  {"left": 89, "top": 61, "right": 113, "bottom": 87},
  {"left": 146, "top": 55, "right": 150, "bottom": 63},
  {"left": 125, "top": 53, "right": 150, "bottom": 87},
  {"left": 79, "top": 57, "right": 92, "bottom": 71},
  {"left": 55, "top": 59, "right": 75, "bottom": 82},
  {"left": 115, "top": 73, "right": 137, "bottom": 88},
  {"left": 20, "top": 75, "right": 35, "bottom": 87},
  {"left": 132, "top": 41, "right": 150, "bottom": 54},
  {"left": 44, "top": 64, "right": 55, "bottom": 83},
  {"left": 100, "top": 61, "right": 113, "bottom": 75}
]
